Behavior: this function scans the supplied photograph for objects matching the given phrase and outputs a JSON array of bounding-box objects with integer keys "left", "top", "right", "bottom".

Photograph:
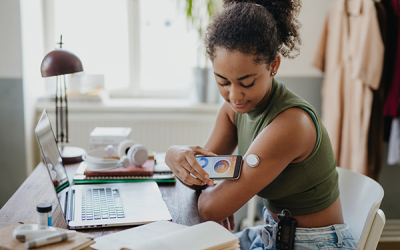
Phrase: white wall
[
  {"left": 279, "top": 0, "right": 332, "bottom": 77},
  {"left": 0, "top": 0, "right": 46, "bottom": 207},
  {"left": 0, "top": 0, "right": 26, "bottom": 207},
  {"left": 0, "top": 1, "right": 23, "bottom": 78},
  {"left": 20, "top": 0, "right": 46, "bottom": 173}
]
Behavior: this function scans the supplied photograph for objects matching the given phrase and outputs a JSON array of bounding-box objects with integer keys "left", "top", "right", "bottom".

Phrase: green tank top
[{"left": 235, "top": 79, "right": 339, "bottom": 215}]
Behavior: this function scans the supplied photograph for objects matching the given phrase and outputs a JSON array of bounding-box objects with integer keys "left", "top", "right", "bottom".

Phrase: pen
[{"left": 25, "top": 230, "right": 76, "bottom": 249}]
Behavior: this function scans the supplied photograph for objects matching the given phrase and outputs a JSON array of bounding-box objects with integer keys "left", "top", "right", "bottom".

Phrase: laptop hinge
[
  {"left": 65, "top": 188, "right": 75, "bottom": 222},
  {"left": 70, "top": 189, "right": 75, "bottom": 222}
]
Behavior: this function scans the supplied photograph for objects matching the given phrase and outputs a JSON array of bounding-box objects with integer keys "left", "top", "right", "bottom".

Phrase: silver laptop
[{"left": 35, "top": 109, "right": 172, "bottom": 229}]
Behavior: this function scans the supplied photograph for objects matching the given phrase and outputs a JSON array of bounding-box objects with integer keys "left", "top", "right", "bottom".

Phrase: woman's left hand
[{"left": 219, "top": 214, "right": 235, "bottom": 231}]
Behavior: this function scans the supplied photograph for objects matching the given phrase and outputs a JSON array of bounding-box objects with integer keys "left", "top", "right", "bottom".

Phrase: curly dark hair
[{"left": 205, "top": 0, "right": 302, "bottom": 65}]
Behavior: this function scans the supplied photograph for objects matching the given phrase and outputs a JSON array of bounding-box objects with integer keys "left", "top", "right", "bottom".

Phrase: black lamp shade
[{"left": 41, "top": 49, "right": 83, "bottom": 77}]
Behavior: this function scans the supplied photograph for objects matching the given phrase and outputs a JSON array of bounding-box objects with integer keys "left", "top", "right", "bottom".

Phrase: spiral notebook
[
  {"left": 84, "top": 160, "right": 155, "bottom": 177},
  {"left": 73, "top": 159, "right": 175, "bottom": 184}
]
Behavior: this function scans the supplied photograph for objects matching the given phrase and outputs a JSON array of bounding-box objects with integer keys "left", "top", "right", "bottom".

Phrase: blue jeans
[{"left": 235, "top": 207, "right": 358, "bottom": 250}]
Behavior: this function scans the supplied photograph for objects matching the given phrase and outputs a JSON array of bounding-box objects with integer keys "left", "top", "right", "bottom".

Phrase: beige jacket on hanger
[{"left": 313, "top": 0, "right": 384, "bottom": 175}]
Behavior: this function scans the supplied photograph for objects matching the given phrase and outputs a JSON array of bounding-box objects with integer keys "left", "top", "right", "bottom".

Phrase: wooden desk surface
[{"left": 0, "top": 162, "right": 203, "bottom": 237}]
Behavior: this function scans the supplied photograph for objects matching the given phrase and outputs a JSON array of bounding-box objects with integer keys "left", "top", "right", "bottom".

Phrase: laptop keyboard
[{"left": 81, "top": 188, "right": 125, "bottom": 220}]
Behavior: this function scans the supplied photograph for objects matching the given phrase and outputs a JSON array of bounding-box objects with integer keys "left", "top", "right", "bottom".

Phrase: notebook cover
[
  {"left": 84, "top": 160, "right": 154, "bottom": 177},
  {"left": 73, "top": 161, "right": 175, "bottom": 184},
  {"left": 73, "top": 179, "right": 175, "bottom": 185}
]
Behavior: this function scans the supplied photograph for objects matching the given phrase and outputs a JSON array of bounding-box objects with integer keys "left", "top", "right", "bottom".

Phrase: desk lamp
[{"left": 40, "top": 36, "right": 86, "bottom": 164}]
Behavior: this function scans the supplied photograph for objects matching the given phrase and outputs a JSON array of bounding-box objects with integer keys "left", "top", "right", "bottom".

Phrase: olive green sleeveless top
[{"left": 235, "top": 79, "right": 339, "bottom": 215}]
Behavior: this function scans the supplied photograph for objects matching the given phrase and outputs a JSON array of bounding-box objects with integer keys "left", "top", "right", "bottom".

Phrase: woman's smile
[{"left": 231, "top": 101, "right": 249, "bottom": 109}]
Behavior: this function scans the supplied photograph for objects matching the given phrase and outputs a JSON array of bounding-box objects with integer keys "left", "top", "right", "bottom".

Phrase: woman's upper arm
[
  {"left": 198, "top": 108, "right": 317, "bottom": 222},
  {"left": 203, "top": 102, "right": 238, "bottom": 155}
]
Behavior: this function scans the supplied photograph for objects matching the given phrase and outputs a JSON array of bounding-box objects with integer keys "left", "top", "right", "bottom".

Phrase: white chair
[
  {"left": 243, "top": 167, "right": 386, "bottom": 249},
  {"left": 337, "top": 166, "right": 385, "bottom": 250}
]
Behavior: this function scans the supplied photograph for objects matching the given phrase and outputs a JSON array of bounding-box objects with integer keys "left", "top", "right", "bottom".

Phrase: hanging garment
[
  {"left": 367, "top": 1, "right": 387, "bottom": 180},
  {"left": 388, "top": 118, "right": 400, "bottom": 165},
  {"left": 313, "top": 0, "right": 384, "bottom": 175},
  {"left": 382, "top": 0, "right": 400, "bottom": 166},
  {"left": 383, "top": 0, "right": 400, "bottom": 117},
  {"left": 381, "top": 0, "right": 399, "bottom": 142}
]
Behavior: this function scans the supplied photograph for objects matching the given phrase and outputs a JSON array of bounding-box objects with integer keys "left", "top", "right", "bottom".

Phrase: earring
[{"left": 271, "top": 71, "right": 276, "bottom": 76}]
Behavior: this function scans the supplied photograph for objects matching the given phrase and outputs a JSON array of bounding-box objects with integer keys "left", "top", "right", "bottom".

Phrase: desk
[{"left": 0, "top": 163, "right": 203, "bottom": 237}]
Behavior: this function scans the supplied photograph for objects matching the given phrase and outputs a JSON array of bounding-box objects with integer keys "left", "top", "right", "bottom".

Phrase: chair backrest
[{"left": 336, "top": 167, "right": 385, "bottom": 250}]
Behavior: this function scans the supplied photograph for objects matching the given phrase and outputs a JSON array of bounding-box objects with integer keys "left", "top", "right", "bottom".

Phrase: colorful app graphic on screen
[
  {"left": 196, "top": 156, "right": 237, "bottom": 178},
  {"left": 214, "top": 160, "right": 230, "bottom": 174}
]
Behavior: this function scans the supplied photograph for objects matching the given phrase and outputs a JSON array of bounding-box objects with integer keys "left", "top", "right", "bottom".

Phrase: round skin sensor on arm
[{"left": 246, "top": 154, "right": 260, "bottom": 167}]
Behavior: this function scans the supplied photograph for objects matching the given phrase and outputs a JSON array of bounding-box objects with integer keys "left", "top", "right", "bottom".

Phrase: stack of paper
[{"left": 73, "top": 155, "right": 175, "bottom": 184}]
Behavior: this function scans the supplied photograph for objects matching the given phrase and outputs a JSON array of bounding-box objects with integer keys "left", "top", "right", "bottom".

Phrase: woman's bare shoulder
[{"left": 218, "top": 102, "right": 236, "bottom": 125}]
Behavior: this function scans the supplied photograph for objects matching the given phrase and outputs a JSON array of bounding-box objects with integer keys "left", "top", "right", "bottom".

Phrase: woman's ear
[{"left": 269, "top": 54, "right": 281, "bottom": 77}]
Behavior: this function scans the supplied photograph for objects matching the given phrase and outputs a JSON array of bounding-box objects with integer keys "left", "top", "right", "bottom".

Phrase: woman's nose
[{"left": 229, "top": 85, "right": 243, "bottom": 100}]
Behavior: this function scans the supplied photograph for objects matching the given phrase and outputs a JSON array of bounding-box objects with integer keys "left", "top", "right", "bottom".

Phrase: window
[{"left": 45, "top": 0, "right": 199, "bottom": 98}]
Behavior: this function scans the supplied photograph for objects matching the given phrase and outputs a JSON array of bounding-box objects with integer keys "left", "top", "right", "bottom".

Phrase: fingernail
[
  {"left": 204, "top": 174, "right": 209, "bottom": 179},
  {"left": 201, "top": 182, "right": 206, "bottom": 185},
  {"left": 208, "top": 180, "right": 214, "bottom": 186}
]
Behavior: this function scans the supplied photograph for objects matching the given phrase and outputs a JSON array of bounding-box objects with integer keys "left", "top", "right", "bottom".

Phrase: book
[
  {"left": 0, "top": 222, "right": 95, "bottom": 250},
  {"left": 91, "top": 220, "right": 240, "bottom": 250},
  {"left": 73, "top": 160, "right": 175, "bottom": 184},
  {"left": 84, "top": 160, "right": 155, "bottom": 177},
  {"left": 89, "top": 127, "right": 132, "bottom": 150}
]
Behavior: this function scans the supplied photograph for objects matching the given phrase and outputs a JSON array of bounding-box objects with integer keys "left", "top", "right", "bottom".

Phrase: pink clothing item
[
  {"left": 313, "top": 0, "right": 384, "bottom": 175},
  {"left": 383, "top": 0, "right": 400, "bottom": 117}
]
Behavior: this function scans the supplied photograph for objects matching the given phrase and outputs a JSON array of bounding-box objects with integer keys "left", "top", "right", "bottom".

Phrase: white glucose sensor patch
[{"left": 246, "top": 154, "right": 260, "bottom": 167}]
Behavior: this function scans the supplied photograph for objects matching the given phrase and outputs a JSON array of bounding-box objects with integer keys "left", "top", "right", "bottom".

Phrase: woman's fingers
[
  {"left": 220, "top": 217, "right": 235, "bottom": 231},
  {"left": 221, "top": 219, "right": 229, "bottom": 230},
  {"left": 228, "top": 215, "right": 235, "bottom": 231},
  {"left": 165, "top": 145, "right": 217, "bottom": 187},
  {"left": 189, "top": 146, "right": 216, "bottom": 186},
  {"left": 178, "top": 161, "right": 206, "bottom": 186},
  {"left": 190, "top": 146, "right": 218, "bottom": 157},
  {"left": 219, "top": 216, "right": 235, "bottom": 231},
  {"left": 185, "top": 154, "right": 214, "bottom": 186}
]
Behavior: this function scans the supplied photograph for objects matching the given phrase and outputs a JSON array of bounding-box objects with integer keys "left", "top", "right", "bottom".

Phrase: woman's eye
[
  {"left": 218, "top": 82, "right": 230, "bottom": 87},
  {"left": 242, "top": 79, "right": 255, "bottom": 88}
]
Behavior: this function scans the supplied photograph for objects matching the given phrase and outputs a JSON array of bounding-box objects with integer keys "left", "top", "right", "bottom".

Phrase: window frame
[{"left": 42, "top": 0, "right": 190, "bottom": 99}]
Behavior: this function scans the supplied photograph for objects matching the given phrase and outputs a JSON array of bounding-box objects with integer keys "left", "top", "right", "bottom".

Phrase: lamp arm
[
  {"left": 63, "top": 74, "right": 69, "bottom": 143},
  {"left": 55, "top": 77, "right": 59, "bottom": 144}
]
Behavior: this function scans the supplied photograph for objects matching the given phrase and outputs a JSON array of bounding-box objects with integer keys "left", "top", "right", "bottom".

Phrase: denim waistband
[{"left": 261, "top": 207, "right": 357, "bottom": 249}]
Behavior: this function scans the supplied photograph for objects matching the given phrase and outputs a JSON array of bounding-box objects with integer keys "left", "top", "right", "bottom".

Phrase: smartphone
[{"left": 195, "top": 155, "right": 242, "bottom": 179}]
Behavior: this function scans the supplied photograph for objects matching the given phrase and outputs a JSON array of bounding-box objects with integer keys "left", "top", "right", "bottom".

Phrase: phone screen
[{"left": 195, "top": 155, "right": 241, "bottom": 179}]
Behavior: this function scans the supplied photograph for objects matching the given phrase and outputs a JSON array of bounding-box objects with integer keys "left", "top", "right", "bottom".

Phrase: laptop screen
[{"left": 35, "top": 110, "right": 70, "bottom": 193}]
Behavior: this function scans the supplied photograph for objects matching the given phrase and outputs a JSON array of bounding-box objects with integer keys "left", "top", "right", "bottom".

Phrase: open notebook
[{"left": 91, "top": 220, "right": 240, "bottom": 250}]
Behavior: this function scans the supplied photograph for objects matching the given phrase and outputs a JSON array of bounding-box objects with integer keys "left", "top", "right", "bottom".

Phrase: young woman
[{"left": 165, "top": 0, "right": 358, "bottom": 249}]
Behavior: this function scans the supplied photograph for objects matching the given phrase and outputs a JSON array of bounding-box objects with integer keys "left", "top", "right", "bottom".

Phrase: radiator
[
  {"left": 381, "top": 219, "right": 400, "bottom": 242},
  {"left": 43, "top": 110, "right": 218, "bottom": 154}
]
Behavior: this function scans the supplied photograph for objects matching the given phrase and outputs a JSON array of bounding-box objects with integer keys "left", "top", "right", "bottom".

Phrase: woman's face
[{"left": 212, "top": 47, "right": 279, "bottom": 114}]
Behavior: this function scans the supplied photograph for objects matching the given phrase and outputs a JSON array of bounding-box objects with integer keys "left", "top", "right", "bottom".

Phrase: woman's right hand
[{"left": 165, "top": 145, "right": 216, "bottom": 187}]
